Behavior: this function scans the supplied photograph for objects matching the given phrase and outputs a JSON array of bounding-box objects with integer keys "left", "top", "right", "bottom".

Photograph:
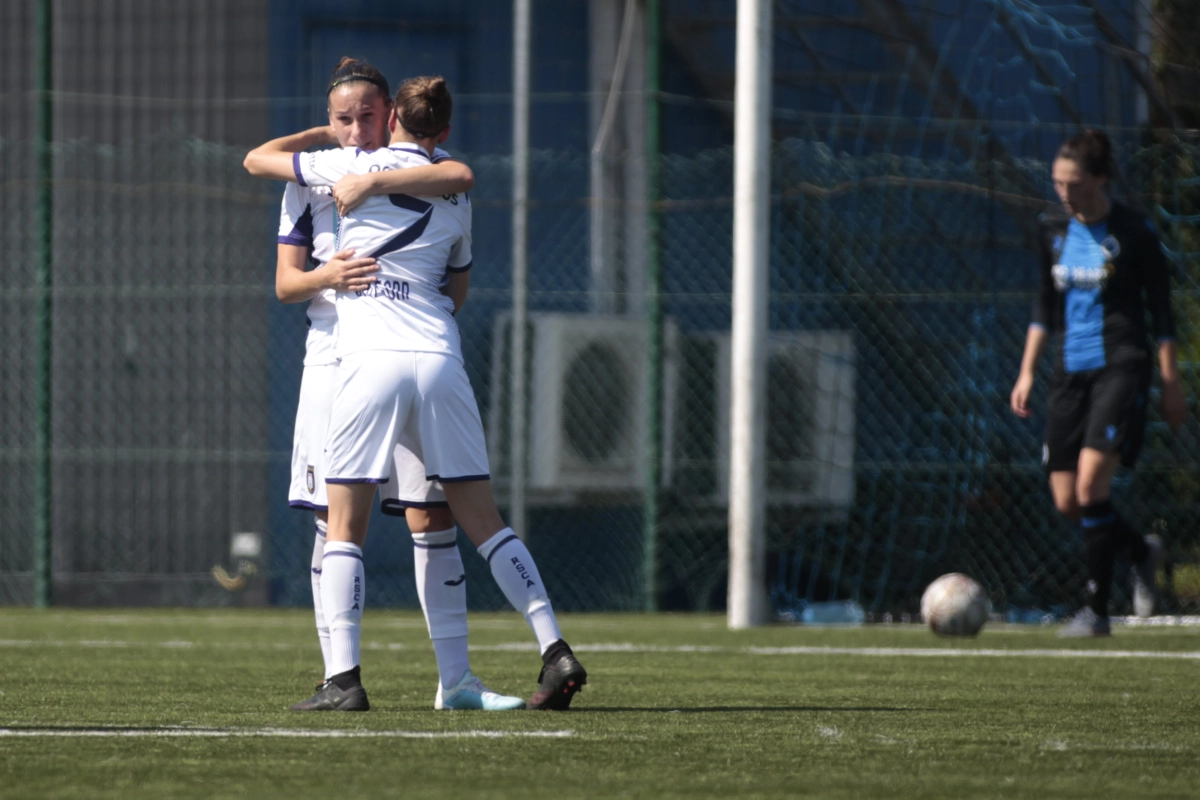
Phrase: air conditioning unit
[
  {"left": 673, "top": 331, "right": 855, "bottom": 507},
  {"left": 488, "top": 313, "right": 678, "bottom": 495}
]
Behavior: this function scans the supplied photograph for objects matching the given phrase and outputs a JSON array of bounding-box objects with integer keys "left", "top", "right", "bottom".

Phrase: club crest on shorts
[
  {"left": 1042, "top": 444, "right": 1049, "bottom": 466},
  {"left": 306, "top": 465, "right": 316, "bottom": 494}
]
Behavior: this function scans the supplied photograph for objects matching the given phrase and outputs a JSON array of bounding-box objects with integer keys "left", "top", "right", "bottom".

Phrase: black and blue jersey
[{"left": 1031, "top": 200, "right": 1175, "bottom": 374}]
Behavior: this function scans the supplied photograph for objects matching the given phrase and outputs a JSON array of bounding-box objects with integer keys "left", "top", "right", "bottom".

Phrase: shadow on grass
[{"left": 574, "top": 706, "right": 931, "bottom": 714}]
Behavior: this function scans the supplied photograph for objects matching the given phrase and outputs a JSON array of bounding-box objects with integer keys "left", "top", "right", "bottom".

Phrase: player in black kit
[{"left": 1010, "top": 129, "right": 1188, "bottom": 636}]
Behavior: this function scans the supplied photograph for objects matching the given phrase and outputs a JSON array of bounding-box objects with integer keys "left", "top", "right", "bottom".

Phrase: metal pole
[
  {"left": 510, "top": 0, "right": 531, "bottom": 539},
  {"left": 643, "top": 0, "right": 662, "bottom": 612},
  {"left": 728, "top": 0, "right": 772, "bottom": 629},
  {"left": 34, "top": 0, "right": 54, "bottom": 608},
  {"left": 590, "top": 0, "right": 638, "bottom": 315}
]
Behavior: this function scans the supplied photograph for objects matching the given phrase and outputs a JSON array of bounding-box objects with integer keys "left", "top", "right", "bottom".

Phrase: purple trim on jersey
[
  {"left": 428, "top": 473, "right": 490, "bottom": 484},
  {"left": 1028, "top": 322, "right": 1047, "bottom": 332},
  {"left": 370, "top": 204, "right": 433, "bottom": 258},
  {"left": 388, "top": 144, "right": 434, "bottom": 162},
  {"left": 326, "top": 477, "right": 390, "bottom": 485},
  {"left": 279, "top": 203, "right": 314, "bottom": 247},
  {"left": 445, "top": 261, "right": 473, "bottom": 273},
  {"left": 293, "top": 152, "right": 307, "bottom": 186},
  {"left": 289, "top": 500, "right": 329, "bottom": 512},
  {"left": 380, "top": 498, "right": 451, "bottom": 517},
  {"left": 1157, "top": 336, "right": 1176, "bottom": 343}
]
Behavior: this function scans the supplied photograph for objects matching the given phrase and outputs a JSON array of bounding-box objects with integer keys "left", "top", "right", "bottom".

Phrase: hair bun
[{"left": 394, "top": 76, "right": 453, "bottom": 139}]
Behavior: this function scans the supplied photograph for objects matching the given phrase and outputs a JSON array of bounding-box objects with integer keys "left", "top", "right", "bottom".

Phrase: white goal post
[{"left": 728, "top": 0, "right": 773, "bottom": 630}]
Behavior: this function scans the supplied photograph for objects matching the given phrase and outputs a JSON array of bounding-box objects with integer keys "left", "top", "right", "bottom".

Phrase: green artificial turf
[{"left": 1, "top": 609, "right": 1198, "bottom": 799}]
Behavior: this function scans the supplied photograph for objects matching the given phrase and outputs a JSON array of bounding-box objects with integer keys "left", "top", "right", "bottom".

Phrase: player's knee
[
  {"left": 1053, "top": 495, "right": 1080, "bottom": 521},
  {"left": 407, "top": 506, "right": 454, "bottom": 533},
  {"left": 1074, "top": 482, "right": 1108, "bottom": 507}
]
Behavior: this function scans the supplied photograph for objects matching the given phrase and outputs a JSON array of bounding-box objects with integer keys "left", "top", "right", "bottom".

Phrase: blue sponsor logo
[{"left": 1106, "top": 425, "right": 1117, "bottom": 441}]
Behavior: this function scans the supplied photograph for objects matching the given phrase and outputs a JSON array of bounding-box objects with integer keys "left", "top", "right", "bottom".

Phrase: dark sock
[
  {"left": 329, "top": 666, "right": 361, "bottom": 691},
  {"left": 1119, "top": 517, "right": 1150, "bottom": 563},
  {"left": 1082, "top": 501, "right": 1118, "bottom": 618}
]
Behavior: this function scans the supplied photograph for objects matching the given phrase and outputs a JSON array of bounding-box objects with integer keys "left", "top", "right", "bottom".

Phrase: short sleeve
[
  {"left": 277, "top": 184, "right": 313, "bottom": 247},
  {"left": 446, "top": 203, "right": 473, "bottom": 272},
  {"left": 1141, "top": 221, "right": 1176, "bottom": 342},
  {"left": 295, "top": 147, "right": 356, "bottom": 188}
]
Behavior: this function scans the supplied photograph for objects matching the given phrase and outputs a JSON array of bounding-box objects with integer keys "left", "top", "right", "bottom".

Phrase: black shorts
[{"left": 1043, "top": 360, "right": 1151, "bottom": 473}]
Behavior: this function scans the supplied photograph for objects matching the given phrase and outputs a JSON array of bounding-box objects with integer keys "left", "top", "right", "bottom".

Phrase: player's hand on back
[
  {"left": 332, "top": 174, "right": 374, "bottom": 217},
  {"left": 1161, "top": 378, "right": 1188, "bottom": 432},
  {"left": 320, "top": 248, "right": 378, "bottom": 293},
  {"left": 1010, "top": 372, "right": 1035, "bottom": 418}
]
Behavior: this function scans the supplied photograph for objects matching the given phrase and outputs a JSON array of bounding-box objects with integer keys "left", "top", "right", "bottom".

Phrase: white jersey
[
  {"left": 277, "top": 183, "right": 338, "bottom": 366},
  {"left": 294, "top": 144, "right": 472, "bottom": 362}
]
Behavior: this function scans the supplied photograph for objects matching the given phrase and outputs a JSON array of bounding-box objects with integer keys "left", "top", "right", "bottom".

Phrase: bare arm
[
  {"left": 1158, "top": 339, "right": 1188, "bottom": 431},
  {"left": 276, "top": 246, "right": 378, "bottom": 303},
  {"left": 1011, "top": 324, "right": 1049, "bottom": 418},
  {"left": 443, "top": 270, "right": 470, "bottom": 314},
  {"left": 332, "top": 161, "right": 475, "bottom": 215},
  {"left": 244, "top": 127, "right": 336, "bottom": 180}
]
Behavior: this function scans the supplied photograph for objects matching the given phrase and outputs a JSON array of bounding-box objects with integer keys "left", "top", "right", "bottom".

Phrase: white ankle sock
[
  {"left": 413, "top": 527, "right": 471, "bottom": 688},
  {"left": 477, "top": 528, "right": 563, "bottom": 654},
  {"left": 312, "top": 520, "right": 332, "bottom": 679},
  {"left": 320, "top": 540, "right": 364, "bottom": 676}
]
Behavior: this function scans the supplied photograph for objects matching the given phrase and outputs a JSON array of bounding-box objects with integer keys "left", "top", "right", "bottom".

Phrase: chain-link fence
[
  {"left": 3, "top": 0, "right": 1199, "bottom": 618},
  {"left": 2, "top": 125, "right": 1197, "bottom": 616}
]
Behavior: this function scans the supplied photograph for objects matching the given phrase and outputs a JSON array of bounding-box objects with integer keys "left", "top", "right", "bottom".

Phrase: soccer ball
[{"left": 921, "top": 573, "right": 989, "bottom": 636}]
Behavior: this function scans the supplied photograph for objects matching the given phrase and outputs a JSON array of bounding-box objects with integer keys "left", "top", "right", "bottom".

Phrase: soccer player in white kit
[
  {"left": 247, "top": 75, "right": 587, "bottom": 712},
  {"left": 250, "top": 58, "right": 524, "bottom": 711}
]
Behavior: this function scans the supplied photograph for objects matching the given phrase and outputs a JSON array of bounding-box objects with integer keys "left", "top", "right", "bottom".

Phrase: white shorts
[
  {"left": 325, "top": 351, "right": 490, "bottom": 489},
  {"left": 289, "top": 363, "right": 449, "bottom": 514},
  {"left": 289, "top": 364, "right": 335, "bottom": 511}
]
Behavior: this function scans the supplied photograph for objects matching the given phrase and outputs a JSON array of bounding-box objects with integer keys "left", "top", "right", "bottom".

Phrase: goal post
[{"left": 727, "top": 0, "right": 773, "bottom": 630}]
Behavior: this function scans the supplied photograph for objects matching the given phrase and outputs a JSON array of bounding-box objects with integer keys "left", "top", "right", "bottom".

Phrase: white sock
[
  {"left": 413, "top": 527, "right": 471, "bottom": 688},
  {"left": 320, "top": 540, "right": 364, "bottom": 676},
  {"left": 312, "top": 520, "right": 333, "bottom": 679},
  {"left": 433, "top": 637, "right": 471, "bottom": 690},
  {"left": 477, "top": 528, "right": 563, "bottom": 654}
]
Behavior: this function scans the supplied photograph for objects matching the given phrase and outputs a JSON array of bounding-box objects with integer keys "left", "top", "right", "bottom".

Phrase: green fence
[{"left": 1, "top": 125, "right": 1197, "bottom": 616}]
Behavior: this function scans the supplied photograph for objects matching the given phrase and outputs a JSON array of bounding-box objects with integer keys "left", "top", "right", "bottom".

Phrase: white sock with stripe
[
  {"left": 413, "top": 527, "right": 471, "bottom": 689},
  {"left": 311, "top": 519, "right": 333, "bottom": 679},
  {"left": 477, "top": 528, "right": 562, "bottom": 654},
  {"left": 320, "top": 541, "right": 364, "bottom": 677}
]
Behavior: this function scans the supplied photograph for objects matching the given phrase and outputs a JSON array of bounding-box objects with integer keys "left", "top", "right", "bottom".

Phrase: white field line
[
  {"left": 741, "top": 645, "right": 1200, "bottom": 660},
  {"left": 4, "top": 639, "right": 1200, "bottom": 660},
  {"left": 0, "top": 727, "right": 574, "bottom": 739}
]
